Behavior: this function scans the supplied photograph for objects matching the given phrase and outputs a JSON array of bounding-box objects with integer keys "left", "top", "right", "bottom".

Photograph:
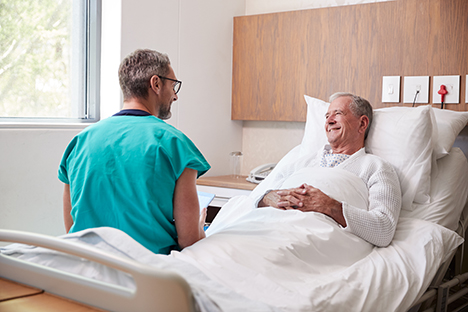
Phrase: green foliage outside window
[{"left": 0, "top": 0, "right": 72, "bottom": 118}]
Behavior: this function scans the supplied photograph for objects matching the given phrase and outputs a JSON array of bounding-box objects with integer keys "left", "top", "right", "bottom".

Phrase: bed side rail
[
  {"left": 411, "top": 272, "right": 468, "bottom": 312},
  {"left": 0, "top": 229, "right": 195, "bottom": 312},
  {"left": 408, "top": 201, "right": 468, "bottom": 312}
]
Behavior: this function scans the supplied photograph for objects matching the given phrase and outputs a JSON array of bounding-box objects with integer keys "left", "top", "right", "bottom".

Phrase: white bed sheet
[
  {"left": 2, "top": 207, "right": 461, "bottom": 312},
  {"left": 178, "top": 195, "right": 462, "bottom": 312}
]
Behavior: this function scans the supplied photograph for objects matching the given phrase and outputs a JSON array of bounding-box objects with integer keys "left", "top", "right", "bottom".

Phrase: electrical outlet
[
  {"left": 466, "top": 75, "right": 468, "bottom": 103},
  {"left": 382, "top": 76, "right": 400, "bottom": 103},
  {"left": 432, "top": 75, "right": 460, "bottom": 104},
  {"left": 403, "top": 76, "right": 429, "bottom": 104}
]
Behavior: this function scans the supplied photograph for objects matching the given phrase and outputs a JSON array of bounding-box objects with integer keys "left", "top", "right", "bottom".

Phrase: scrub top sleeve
[
  {"left": 58, "top": 137, "right": 78, "bottom": 184},
  {"left": 187, "top": 156, "right": 211, "bottom": 178},
  {"left": 58, "top": 167, "right": 69, "bottom": 184},
  {"left": 165, "top": 133, "right": 210, "bottom": 179},
  {"left": 181, "top": 142, "right": 210, "bottom": 178}
]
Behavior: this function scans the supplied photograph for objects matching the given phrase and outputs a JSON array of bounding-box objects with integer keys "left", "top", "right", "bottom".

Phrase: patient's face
[{"left": 324, "top": 97, "right": 363, "bottom": 154}]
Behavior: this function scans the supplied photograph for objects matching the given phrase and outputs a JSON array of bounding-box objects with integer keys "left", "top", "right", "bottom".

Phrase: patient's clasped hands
[{"left": 260, "top": 184, "right": 347, "bottom": 227}]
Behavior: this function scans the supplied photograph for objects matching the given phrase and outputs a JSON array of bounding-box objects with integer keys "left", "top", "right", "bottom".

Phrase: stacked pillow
[
  {"left": 400, "top": 148, "right": 468, "bottom": 231},
  {"left": 299, "top": 95, "right": 330, "bottom": 157},
  {"left": 300, "top": 95, "right": 468, "bottom": 211},
  {"left": 431, "top": 107, "right": 468, "bottom": 159},
  {"left": 366, "top": 105, "right": 435, "bottom": 210}
]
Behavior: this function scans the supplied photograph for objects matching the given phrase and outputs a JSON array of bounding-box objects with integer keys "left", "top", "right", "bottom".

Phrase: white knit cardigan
[{"left": 250, "top": 147, "right": 402, "bottom": 247}]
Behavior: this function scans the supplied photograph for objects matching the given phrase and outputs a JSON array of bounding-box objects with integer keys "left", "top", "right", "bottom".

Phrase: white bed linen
[
  {"left": 177, "top": 198, "right": 373, "bottom": 309},
  {"left": 2, "top": 227, "right": 276, "bottom": 312},
  {"left": 2, "top": 164, "right": 463, "bottom": 312},
  {"left": 180, "top": 195, "right": 462, "bottom": 312},
  {"left": 401, "top": 147, "right": 468, "bottom": 230},
  {"left": 2, "top": 205, "right": 462, "bottom": 312}
]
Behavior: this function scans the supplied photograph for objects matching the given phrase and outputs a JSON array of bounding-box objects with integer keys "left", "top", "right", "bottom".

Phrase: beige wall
[{"left": 241, "top": 121, "right": 304, "bottom": 175}]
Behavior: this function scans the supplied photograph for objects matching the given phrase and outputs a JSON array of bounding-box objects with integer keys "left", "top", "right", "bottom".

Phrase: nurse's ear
[{"left": 150, "top": 75, "right": 162, "bottom": 95}]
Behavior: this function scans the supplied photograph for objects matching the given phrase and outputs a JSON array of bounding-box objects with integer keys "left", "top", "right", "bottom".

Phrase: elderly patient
[{"left": 257, "top": 92, "right": 402, "bottom": 247}]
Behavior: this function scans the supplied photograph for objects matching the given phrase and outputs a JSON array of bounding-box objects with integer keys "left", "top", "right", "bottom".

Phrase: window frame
[{"left": 0, "top": 0, "right": 102, "bottom": 125}]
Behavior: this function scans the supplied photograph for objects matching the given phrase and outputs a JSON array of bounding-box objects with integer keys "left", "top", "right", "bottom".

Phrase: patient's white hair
[{"left": 329, "top": 92, "right": 373, "bottom": 139}]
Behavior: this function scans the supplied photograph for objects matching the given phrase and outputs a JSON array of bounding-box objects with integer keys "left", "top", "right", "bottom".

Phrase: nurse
[{"left": 58, "top": 49, "right": 211, "bottom": 254}]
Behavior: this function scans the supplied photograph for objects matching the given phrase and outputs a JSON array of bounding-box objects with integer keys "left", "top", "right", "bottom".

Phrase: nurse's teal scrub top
[{"left": 58, "top": 111, "right": 210, "bottom": 254}]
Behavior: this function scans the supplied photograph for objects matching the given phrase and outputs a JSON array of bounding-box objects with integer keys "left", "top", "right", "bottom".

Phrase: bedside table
[{"left": 196, "top": 175, "right": 257, "bottom": 223}]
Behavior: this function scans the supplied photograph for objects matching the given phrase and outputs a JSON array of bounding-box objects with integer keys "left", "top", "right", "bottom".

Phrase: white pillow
[
  {"left": 366, "top": 106, "right": 435, "bottom": 210},
  {"left": 300, "top": 95, "right": 435, "bottom": 211},
  {"left": 300, "top": 95, "right": 437, "bottom": 210},
  {"left": 299, "top": 95, "right": 329, "bottom": 157},
  {"left": 400, "top": 148, "right": 468, "bottom": 231},
  {"left": 431, "top": 108, "right": 468, "bottom": 159}
]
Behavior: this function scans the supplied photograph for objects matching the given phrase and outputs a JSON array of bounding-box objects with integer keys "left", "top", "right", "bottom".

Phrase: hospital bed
[{"left": 1, "top": 101, "right": 468, "bottom": 312}]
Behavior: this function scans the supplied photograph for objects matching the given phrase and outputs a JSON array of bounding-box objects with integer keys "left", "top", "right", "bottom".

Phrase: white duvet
[
  {"left": 2, "top": 167, "right": 463, "bottom": 312},
  {"left": 175, "top": 167, "right": 373, "bottom": 309},
  {"left": 175, "top": 175, "right": 461, "bottom": 311}
]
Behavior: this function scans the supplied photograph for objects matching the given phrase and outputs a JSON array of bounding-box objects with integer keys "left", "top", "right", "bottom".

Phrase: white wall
[
  {"left": 245, "top": 0, "right": 391, "bottom": 15},
  {"left": 0, "top": 0, "right": 244, "bottom": 236},
  {"left": 120, "top": 0, "right": 244, "bottom": 177},
  {"left": 0, "top": 125, "right": 85, "bottom": 237}
]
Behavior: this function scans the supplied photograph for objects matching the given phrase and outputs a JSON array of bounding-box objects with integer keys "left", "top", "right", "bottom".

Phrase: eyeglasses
[{"left": 158, "top": 76, "right": 182, "bottom": 94}]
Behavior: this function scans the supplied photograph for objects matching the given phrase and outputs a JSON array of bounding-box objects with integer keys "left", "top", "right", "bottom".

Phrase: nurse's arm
[
  {"left": 63, "top": 184, "right": 73, "bottom": 233},
  {"left": 173, "top": 168, "right": 206, "bottom": 249}
]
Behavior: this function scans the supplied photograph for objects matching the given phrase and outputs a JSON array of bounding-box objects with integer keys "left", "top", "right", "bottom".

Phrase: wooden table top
[
  {"left": 0, "top": 277, "right": 42, "bottom": 301},
  {"left": 0, "top": 277, "right": 105, "bottom": 311},
  {"left": 197, "top": 175, "right": 257, "bottom": 191}
]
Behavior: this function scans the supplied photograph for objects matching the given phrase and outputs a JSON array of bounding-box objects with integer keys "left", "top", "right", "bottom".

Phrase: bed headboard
[{"left": 232, "top": 0, "right": 468, "bottom": 121}]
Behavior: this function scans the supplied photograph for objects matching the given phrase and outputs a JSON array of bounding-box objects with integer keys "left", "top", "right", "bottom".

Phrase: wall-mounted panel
[{"left": 232, "top": 0, "right": 468, "bottom": 121}]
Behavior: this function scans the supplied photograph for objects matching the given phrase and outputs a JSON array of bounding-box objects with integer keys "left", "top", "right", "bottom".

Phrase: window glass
[{"left": 0, "top": 0, "right": 100, "bottom": 121}]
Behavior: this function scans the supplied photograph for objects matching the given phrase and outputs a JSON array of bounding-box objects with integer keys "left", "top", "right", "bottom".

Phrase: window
[{"left": 0, "top": 0, "right": 101, "bottom": 122}]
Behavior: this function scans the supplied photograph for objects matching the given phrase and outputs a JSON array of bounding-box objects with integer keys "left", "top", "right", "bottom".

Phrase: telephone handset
[{"left": 246, "top": 163, "right": 277, "bottom": 184}]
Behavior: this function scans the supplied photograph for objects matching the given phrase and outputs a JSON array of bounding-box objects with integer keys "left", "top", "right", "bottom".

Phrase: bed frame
[
  {"left": 408, "top": 220, "right": 468, "bottom": 312},
  {"left": 408, "top": 126, "right": 468, "bottom": 312},
  {"left": 0, "top": 230, "right": 196, "bottom": 312},
  {"left": 1, "top": 127, "right": 468, "bottom": 312}
]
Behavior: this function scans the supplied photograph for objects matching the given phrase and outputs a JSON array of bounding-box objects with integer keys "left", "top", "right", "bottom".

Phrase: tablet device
[{"left": 197, "top": 191, "right": 215, "bottom": 212}]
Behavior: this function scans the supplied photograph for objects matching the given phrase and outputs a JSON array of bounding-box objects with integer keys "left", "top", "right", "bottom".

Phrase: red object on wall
[{"left": 438, "top": 85, "right": 448, "bottom": 103}]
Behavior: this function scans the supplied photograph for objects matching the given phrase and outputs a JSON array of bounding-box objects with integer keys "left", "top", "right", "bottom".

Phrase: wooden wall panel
[
  {"left": 397, "top": 0, "right": 468, "bottom": 111},
  {"left": 232, "top": 0, "right": 468, "bottom": 121}
]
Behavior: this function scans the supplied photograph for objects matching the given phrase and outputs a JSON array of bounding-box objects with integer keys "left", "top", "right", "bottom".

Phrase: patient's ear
[{"left": 359, "top": 115, "right": 369, "bottom": 134}]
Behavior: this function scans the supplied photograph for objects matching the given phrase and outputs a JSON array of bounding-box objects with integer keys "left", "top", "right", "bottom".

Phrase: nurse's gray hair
[
  {"left": 119, "top": 49, "right": 171, "bottom": 100},
  {"left": 329, "top": 92, "right": 373, "bottom": 139}
]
